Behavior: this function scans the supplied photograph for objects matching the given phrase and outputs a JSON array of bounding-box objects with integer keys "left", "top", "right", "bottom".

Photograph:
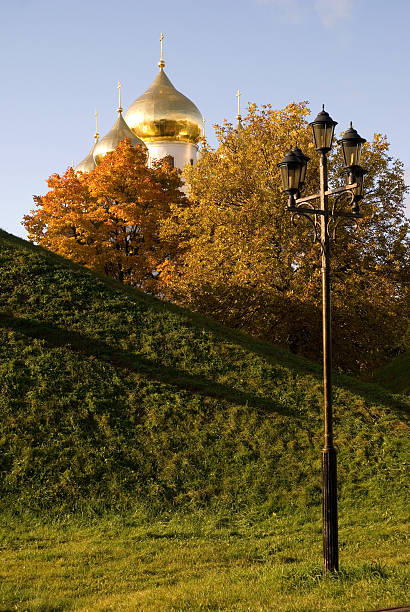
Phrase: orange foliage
[{"left": 24, "top": 140, "right": 186, "bottom": 290}]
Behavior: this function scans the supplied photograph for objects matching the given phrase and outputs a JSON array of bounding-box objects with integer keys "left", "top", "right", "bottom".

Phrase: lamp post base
[{"left": 322, "top": 446, "right": 339, "bottom": 573}]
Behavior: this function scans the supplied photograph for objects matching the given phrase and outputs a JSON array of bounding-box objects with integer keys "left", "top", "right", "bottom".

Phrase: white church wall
[{"left": 147, "top": 141, "right": 198, "bottom": 171}]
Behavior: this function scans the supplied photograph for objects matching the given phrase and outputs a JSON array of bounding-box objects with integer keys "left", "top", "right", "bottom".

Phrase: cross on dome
[
  {"left": 236, "top": 89, "right": 242, "bottom": 120},
  {"left": 158, "top": 32, "right": 165, "bottom": 69},
  {"left": 117, "top": 81, "right": 123, "bottom": 114},
  {"left": 94, "top": 110, "right": 99, "bottom": 142}
]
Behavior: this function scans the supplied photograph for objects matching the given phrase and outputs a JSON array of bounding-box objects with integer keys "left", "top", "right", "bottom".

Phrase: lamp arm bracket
[
  {"left": 329, "top": 214, "right": 361, "bottom": 241},
  {"left": 295, "top": 183, "right": 357, "bottom": 206},
  {"left": 327, "top": 183, "right": 357, "bottom": 196},
  {"left": 287, "top": 206, "right": 362, "bottom": 219},
  {"left": 287, "top": 183, "right": 362, "bottom": 245},
  {"left": 287, "top": 201, "right": 362, "bottom": 246},
  {"left": 288, "top": 206, "right": 326, "bottom": 216},
  {"left": 328, "top": 189, "right": 362, "bottom": 240},
  {"left": 334, "top": 211, "right": 363, "bottom": 219},
  {"left": 290, "top": 210, "right": 321, "bottom": 245},
  {"left": 295, "top": 192, "right": 321, "bottom": 205}
]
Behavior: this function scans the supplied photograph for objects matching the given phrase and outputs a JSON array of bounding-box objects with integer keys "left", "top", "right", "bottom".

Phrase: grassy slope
[
  {"left": 0, "top": 229, "right": 409, "bottom": 611},
  {"left": 373, "top": 350, "right": 410, "bottom": 395},
  {"left": 0, "top": 229, "right": 408, "bottom": 513}
]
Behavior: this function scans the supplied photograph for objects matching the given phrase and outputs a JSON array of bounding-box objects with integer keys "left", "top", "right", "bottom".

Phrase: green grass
[
  {"left": 0, "top": 228, "right": 408, "bottom": 513},
  {"left": 0, "top": 229, "right": 409, "bottom": 610},
  {"left": 373, "top": 350, "right": 410, "bottom": 395},
  {"left": 1, "top": 502, "right": 408, "bottom": 611}
]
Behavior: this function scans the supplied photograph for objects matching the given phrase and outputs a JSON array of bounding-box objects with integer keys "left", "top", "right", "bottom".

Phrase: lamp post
[{"left": 278, "top": 106, "right": 366, "bottom": 573}]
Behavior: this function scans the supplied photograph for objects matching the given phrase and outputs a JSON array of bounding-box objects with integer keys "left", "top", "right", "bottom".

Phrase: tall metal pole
[
  {"left": 280, "top": 118, "right": 364, "bottom": 572},
  {"left": 319, "top": 152, "right": 339, "bottom": 573}
]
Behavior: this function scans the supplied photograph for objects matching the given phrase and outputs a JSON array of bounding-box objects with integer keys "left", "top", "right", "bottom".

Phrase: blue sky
[{"left": 1, "top": 0, "right": 409, "bottom": 237}]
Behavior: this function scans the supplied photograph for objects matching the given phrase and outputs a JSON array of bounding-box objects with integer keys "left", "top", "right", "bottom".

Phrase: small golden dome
[
  {"left": 93, "top": 112, "right": 146, "bottom": 164},
  {"left": 124, "top": 68, "right": 202, "bottom": 144},
  {"left": 76, "top": 110, "right": 100, "bottom": 174},
  {"left": 75, "top": 142, "right": 97, "bottom": 173}
]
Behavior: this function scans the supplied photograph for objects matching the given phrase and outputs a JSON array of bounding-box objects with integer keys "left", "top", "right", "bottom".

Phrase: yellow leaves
[
  {"left": 22, "top": 108, "right": 409, "bottom": 372},
  {"left": 158, "top": 101, "right": 409, "bottom": 373}
]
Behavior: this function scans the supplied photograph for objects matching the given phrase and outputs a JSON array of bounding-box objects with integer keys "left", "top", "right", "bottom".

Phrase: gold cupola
[
  {"left": 93, "top": 82, "right": 146, "bottom": 165},
  {"left": 75, "top": 110, "right": 100, "bottom": 174},
  {"left": 124, "top": 34, "right": 202, "bottom": 144}
]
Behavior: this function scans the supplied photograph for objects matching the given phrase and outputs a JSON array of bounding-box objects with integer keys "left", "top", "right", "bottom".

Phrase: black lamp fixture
[
  {"left": 339, "top": 122, "right": 367, "bottom": 210},
  {"left": 292, "top": 146, "right": 310, "bottom": 189},
  {"left": 277, "top": 149, "right": 304, "bottom": 204},
  {"left": 352, "top": 165, "right": 367, "bottom": 199},
  {"left": 343, "top": 164, "right": 368, "bottom": 212},
  {"left": 310, "top": 105, "right": 338, "bottom": 152},
  {"left": 339, "top": 122, "right": 366, "bottom": 167}
]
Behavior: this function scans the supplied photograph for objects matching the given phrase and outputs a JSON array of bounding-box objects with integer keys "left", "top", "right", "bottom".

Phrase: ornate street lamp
[
  {"left": 339, "top": 124, "right": 367, "bottom": 214},
  {"left": 310, "top": 105, "right": 338, "bottom": 152},
  {"left": 277, "top": 150, "right": 304, "bottom": 206},
  {"left": 343, "top": 164, "right": 368, "bottom": 213},
  {"left": 339, "top": 122, "right": 366, "bottom": 167},
  {"left": 278, "top": 107, "right": 366, "bottom": 574},
  {"left": 292, "top": 146, "right": 310, "bottom": 192}
]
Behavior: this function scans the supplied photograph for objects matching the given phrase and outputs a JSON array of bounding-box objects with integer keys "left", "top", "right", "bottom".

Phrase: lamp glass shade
[
  {"left": 278, "top": 150, "right": 303, "bottom": 194},
  {"left": 311, "top": 122, "right": 335, "bottom": 151},
  {"left": 279, "top": 163, "right": 302, "bottom": 193},
  {"left": 339, "top": 124, "right": 366, "bottom": 167},
  {"left": 279, "top": 165, "right": 289, "bottom": 191},
  {"left": 309, "top": 107, "right": 337, "bottom": 152},
  {"left": 355, "top": 173, "right": 364, "bottom": 197},
  {"left": 292, "top": 147, "right": 310, "bottom": 186},
  {"left": 342, "top": 140, "right": 363, "bottom": 167},
  {"left": 354, "top": 168, "right": 366, "bottom": 198},
  {"left": 288, "top": 163, "right": 302, "bottom": 192},
  {"left": 300, "top": 163, "right": 307, "bottom": 185},
  {"left": 344, "top": 164, "right": 367, "bottom": 199}
]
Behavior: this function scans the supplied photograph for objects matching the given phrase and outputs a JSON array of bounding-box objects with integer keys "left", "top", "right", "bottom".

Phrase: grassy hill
[
  {"left": 0, "top": 228, "right": 408, "bottom": 514},
  {"left": 373, "top": 350, "right": 410, "bottom": 395}
]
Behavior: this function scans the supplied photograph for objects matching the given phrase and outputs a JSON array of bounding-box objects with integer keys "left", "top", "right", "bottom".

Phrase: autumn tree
[
  {"left": 24, "top": 139, "right": 186, "bottom": 290},
  {"left": 159, "top": 102, "right": 409, "bottom": 372}
]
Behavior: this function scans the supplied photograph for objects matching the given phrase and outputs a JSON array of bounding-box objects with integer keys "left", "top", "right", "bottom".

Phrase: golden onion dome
[
  {"left": 93, "top": 112, "right": 146, "bottom": 164},
  {"left": 75, "top": 141, "right": 97, "bottom": 173},
  {"left": 75, "top": 111, "right": 100, "bottom": 174},
  {"left": 124, "top": 67, "right": 202, "bottom": 144}
]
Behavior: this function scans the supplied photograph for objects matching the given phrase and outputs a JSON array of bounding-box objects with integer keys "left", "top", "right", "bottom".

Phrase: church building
[{"left": 75, "top": 35, "right": 203, "bottom": 174}]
